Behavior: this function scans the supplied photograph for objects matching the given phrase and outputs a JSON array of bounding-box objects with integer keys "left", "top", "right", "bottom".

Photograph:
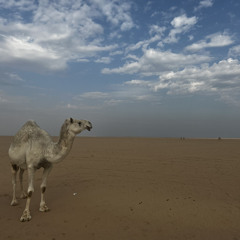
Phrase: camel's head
[{"left": 66, "top": 117, "right": 92, "bottom": 135}]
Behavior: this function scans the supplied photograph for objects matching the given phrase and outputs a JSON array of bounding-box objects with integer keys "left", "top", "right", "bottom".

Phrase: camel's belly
[
  {"left": 19, "top": 163, "right": 27, "bottom": 170},
  {"left": 8, "top": 145, "right": 26, "bottom": 167}
]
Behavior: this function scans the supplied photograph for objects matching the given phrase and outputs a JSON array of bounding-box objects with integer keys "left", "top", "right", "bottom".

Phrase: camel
[{"left": 8, "top": 117, "right": 92, "bottom": 222}]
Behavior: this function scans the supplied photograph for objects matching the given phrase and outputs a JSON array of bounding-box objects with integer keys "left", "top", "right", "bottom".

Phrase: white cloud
[
  {"left": 194, "top": 0, "right": 214, "bottom": 11},
  {"left": 151, "top": 58, "right": 240, "bottom": 104},
  {"left": 95, "top": 56, "right": 112, "bottom": 64},
  {"left": 0, "top": 71, "right": 24, "bottom": 85},
  {"left": 89, "top": 0, "right": 135, "bottom": 31},
  {"left": 228, "top": 45, "right": 240, "bottom": 57},
  {"left": 0, "top": 0, "right": 133, "bottom": 71},
  {"left": 124, "top": 54, "right": 140, "bottom": 61},
  {"left": 77, "top": 44, "right": 117, "bottom": 54},
  {"left": 125, "top": 80, "right": 152, "bottom": 87},
  {"left": 67, "top": 91, "right": 113, "bottom": 109},
  {"left": 111, "top": 84, "right": 159, "bottom": 103},
  {"left": 0, "top": 34, "right": 66, "bottom": 70},
  {"left": 0, "top": 0, "right": 37, "bottom": 11},
  {"left": 110, "top": 50, "right": 123, "bottom": 56},
  {"left": 125, "top": 14, "right": 197, "bottom": 50},
  {"left": 76, "top": 91, "right": 110, "bottom": 100},
  {"left": 126, "top": 24, "right": 166, "bottom": 52},
  {"left": 113, "top": 58, "right": 240, "bottom": 105},
  {"left": 149, "top": 24, "right": 166, "bottom": 36},
  {"left": 102, "top": 48, "right": 211, "bottom": 76},
  {"left": 126, "top": 41, "right": 147, "bottom": 52},
  {"left": 71, "top": 83, "right": 160, "bottom": 108},
  {"left": 185, "top": 32, "right": 234, "bottom": 51},
  {"left": 164, "top": 14, "right": 197, "bottom": 43},
  {"left": 171, "top": 14, "right": 197, "bottom": 29}
]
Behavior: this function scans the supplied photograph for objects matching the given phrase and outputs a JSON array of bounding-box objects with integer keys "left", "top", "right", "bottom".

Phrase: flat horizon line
[{"left": 2, "top": 135, "right": 240, "bottom": 140}]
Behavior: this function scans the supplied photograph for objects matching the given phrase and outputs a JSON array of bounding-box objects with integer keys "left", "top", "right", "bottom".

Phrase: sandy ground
[{"left": 0, "top": 136, "right": 240, "bottom": 240}]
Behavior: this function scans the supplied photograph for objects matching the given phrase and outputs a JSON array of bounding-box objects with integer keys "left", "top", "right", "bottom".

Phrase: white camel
[{"left": 8, "top": 118, "right": 92, "bottom": 222}]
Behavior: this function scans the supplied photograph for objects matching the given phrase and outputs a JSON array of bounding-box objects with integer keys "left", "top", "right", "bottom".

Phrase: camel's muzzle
[
  {"left": 86, "top": 121, "right": 92, "bottom": 131},
  {"left": 86, "top": 125, "right": 92, "bottom": 131}
]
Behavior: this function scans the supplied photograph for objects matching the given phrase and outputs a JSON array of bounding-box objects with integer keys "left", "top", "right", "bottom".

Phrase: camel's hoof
[
  {"left": 39, "top": 204, "right": 50, "bottom": 212},
  {"left": 20, "top": 210, "right": 31, "bottom": 222},
  {"left": 11, "top": 199, "right": 18, "bottom": 206},
  {"left": 20, "top": 192, "right": 27, "bottom": 199}
]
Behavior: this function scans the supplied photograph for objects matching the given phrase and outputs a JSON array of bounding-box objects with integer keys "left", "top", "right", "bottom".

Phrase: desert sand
[{"left": 0, "top": 136, "right": 239, "bottom": 240}]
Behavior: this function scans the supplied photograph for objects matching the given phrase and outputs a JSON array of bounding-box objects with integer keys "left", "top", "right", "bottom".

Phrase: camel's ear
[{"left": 70, "top": 118, "right": 73, "bottom": 123}]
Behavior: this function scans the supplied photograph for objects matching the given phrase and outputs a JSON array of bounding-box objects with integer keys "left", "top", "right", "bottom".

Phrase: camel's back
[
  {"left": 10, "top": 120, "right": 49, "bottom": 146},
  {"left": 9, "top": 120, "right": 51, "bottom": 155},
  {"left": 8, "top": 120, "right": 51, "bottom": 165}
]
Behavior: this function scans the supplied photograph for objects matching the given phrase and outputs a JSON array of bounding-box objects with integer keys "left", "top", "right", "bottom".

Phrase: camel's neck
[
  {"left": 58, "top": 130, "right": 75, "bottom": 147},
  {"left": 46, "top": 131, "right": 75, "bottom": 163}
]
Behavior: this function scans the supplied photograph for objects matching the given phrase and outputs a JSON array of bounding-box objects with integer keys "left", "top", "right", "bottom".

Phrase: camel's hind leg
[
  {"left": 20, "top": 165, "right": 35, "bottom": 222},
  {"left": 19, "top": 168, "right": 27, "bottom": 199},
  {"left": 11, "top": 164, "right": 19, "bottom": 206}
]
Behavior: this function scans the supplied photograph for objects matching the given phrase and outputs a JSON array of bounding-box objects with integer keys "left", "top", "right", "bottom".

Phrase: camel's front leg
[
  {"left": 39, "top": 164, "right": 52, "bottom": 212},
  {"left": 20, "top": 166, "right": 35, "bottom": 222}
]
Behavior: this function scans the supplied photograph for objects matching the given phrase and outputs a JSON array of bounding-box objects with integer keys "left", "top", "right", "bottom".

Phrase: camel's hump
[
  {"left": 24, "top": 120, "right": 38, "bottom": 127},
  {"left": 10, "top": 120, "right": 51, "bottom": 148}
]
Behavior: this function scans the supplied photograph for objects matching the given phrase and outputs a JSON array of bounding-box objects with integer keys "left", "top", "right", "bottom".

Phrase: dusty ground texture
[{"left": 0, "top": 137, "right": 240, "bottom": 240}]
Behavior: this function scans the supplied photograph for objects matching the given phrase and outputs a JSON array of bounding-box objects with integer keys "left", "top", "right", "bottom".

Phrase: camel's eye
[{"left": 78, "top": 122, "right": 82, "bottom": 126}]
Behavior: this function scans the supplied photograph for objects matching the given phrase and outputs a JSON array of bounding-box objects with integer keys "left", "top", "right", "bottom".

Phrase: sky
[{"left": 0, "top": 0, "right": 240, "bottom": 138}]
